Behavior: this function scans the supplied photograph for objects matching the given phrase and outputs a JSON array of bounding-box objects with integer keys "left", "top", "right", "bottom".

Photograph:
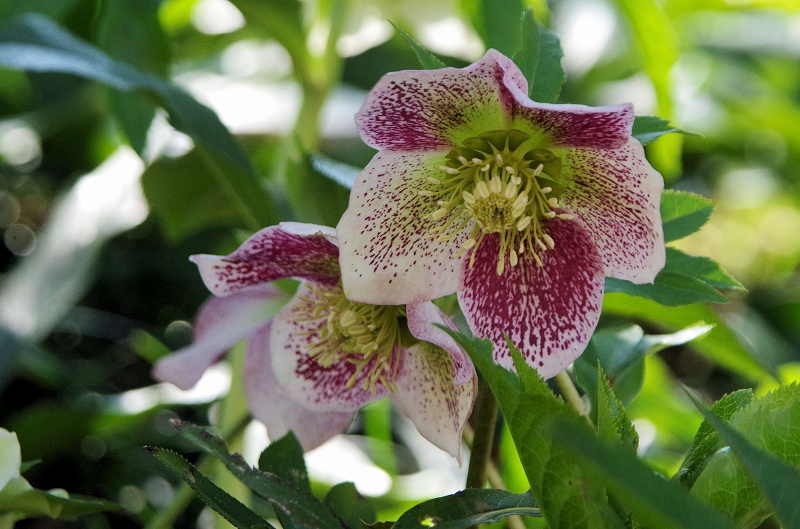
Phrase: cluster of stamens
[
  {"left": 421, "top": 129, "right": 575, "bottom": 275},
  {"left": 298, "top": 283, "right": 406, "bottom": 394}
]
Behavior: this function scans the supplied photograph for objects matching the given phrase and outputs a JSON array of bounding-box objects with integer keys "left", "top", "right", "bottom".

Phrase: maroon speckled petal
[
  {"left": 457, "top": 220, "right": 604, "bottom": 379},
  {"left": 192, "top": 223, "right": 340, "bottom": 297},
  {"left": 355, "top": 49, "right": 525, "bottom": 151},
  {"left": 391, "top": 342, "right": 476, "bottom": 464},
  {"left": 337, "top": 150, "right": 472, "bottom": 305},
  {"left": 244, "top": 323, "right": 356, "bottom": 452},
  {"left": 406, "top": 302, "right": 474, "bottom": 385},
  {"left": 152, "top": 285, "right": 285, "bottom": 389},
  {"left": 269, "top": 282, "right": 393, "bottom": 412},
  {"left": 560, "top": 138, "right": 665, "bottom": 283}
]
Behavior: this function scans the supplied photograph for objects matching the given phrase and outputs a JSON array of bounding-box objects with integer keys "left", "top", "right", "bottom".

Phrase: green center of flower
[
  {"left": 422, "top": 129, "right": 573, "bottom": 275},
  {"left": 299, "top": 284, "right": 406, "bottom": 394}
]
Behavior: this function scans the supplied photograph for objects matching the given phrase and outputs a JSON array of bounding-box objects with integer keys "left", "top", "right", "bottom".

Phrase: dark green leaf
[
  {"left": 391, "top": 23, "right": 447, "bottom": 69},
  {"left": 148, "top": 447, "right": 274, "bottom": 529},
  {"left": 173, "top": 421, "right": 343, "bottom": 529},
  {"left": 258, "top": 432, "right": 310, "bottom": 493},
  {"left": 549, "top": 420, "right": 737, "bottom": 529},
  {"left": 284, "top": 143, "right": 351, "bottom": 226},
  {"left": 513, "top": 8, "right": 564, "bottom": 103},
  {"left": 0, "top": 0, "right": 81, "bottom": 21},
  {"left": 632, "top": 115, "right": 694, "bottom": 146},
  {"left": 674, "top": 389, "right": 754, "bottom": 488},
  {"left": 448, "top": 332, "right": 624, "bottom": 529},
  {"left": 393, "top": 488, "right": 540, "bottom": 529},
  {"left": 325, "top": 482, "right": 376, "bottom": 529},
  {"left": 661, "top": 190, "right": 715, "bottom": 242},
  {"left": 690, "top": 385, "right": 800, "bottom": 528},
  {"left": 461, "top": 0, "right": 523, "bottom": 58}
]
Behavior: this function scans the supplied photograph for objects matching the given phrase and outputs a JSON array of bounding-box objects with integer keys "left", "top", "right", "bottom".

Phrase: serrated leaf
[
  {"left": 690, "top": 385, "right": 800, "bottom": 529},
  {"left": 602, "top": 294, "right": 770, "bottom": 381},
  {"left": 461, "top": 0, "right": 524, "bottom": 58},
  {"left": 549, "top": 420, "right": 737, "bottom": 529},
  {"left": 674, "top": 389, "right": 754, "bottom": 488},
  {"left": 0, "top": 14, "right": 278, "bottom": 230},
  {"left": 173, "top": 421, "right": 343, "bottom": 529},
  {"left": 662, "top": 249, "right": 744, "bottom": 291},
  {"left": 661, "top": 190, "right": 715, "bottom": 242},
  {"left": 258, "top": 432, "right": 310, "bottom": 493},
  {"left": 596, "top": 364, "right": 638, "bottom": 451},
  {"left": 147, "top": 447, "right": 275, "bottom": 529},
  {"left": 393, "top": 489, "right": 539, "bottom": 529},
  {"left": 391, "top": 23, "right": 446, "bottom": 69},
  {"left": 513, "top": 8, "right": 564, "bottom": 103},
  {"left": 632, "top": 115, "right": 693, "bottom": 146},
  {"left": 447, "top": 331, "right": 624, "bottom": 529},
  {"left": 310, "top": 153, "right": 361, "bottom": 190},
  {"left": 325, "top": 482, "right": 376, "bottom": 529}
]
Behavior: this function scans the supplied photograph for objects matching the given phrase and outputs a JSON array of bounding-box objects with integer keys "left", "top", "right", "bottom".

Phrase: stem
[
  {"left": 465, "top": 377, "right": 499, "bottom": 489},
  {"left": 554, "top": 370, "right": 591, "bottom": 421}
]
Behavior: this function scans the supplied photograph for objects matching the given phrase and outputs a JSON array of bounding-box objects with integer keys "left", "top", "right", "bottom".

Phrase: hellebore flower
[
  {"left": 153, "top": 222, "right": 476, "bottom": 460},
  {"left": 337, "top": 49, "right": 665, "bottom": 378}
]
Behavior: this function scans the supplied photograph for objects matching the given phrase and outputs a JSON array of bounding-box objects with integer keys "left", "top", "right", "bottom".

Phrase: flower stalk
[{"left": 465, "top": 377, "right": 499, "bottom": 489}]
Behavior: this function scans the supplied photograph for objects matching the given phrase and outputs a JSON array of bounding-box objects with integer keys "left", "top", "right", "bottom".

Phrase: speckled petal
[
  {"left": 269, "top": 282, "right": 393, "bottom": 412},
  {"left": 390, "top": 342, "right": 476, "bottom": 464},
  {"left": 458, "top": 219, "right": 604, "bottom": 379},
  {"left": 337, "top": 150, "right": 473, "bottom": 305},
  {"left": 152, "top": 285, "right": 285, "bottom": 390},
  {"left": 406, "top": 302, "right": 474, "bottom": 385},
  {"left": 560, "top": 138, "right": 665, "bottom": 283},
  {"left": 355, "top": 49, "right": 525, "bottom": 151},
  {"left": 192, "top": 223, "right": 340, "bottom": 297},
  {"left": 244, "top": 323, "right": 356, "bottom": 452}
]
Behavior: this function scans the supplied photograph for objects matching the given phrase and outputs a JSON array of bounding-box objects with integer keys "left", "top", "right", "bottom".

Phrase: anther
[
  {"left": 489, "top": 176, "right": 502, "bottom": 194},
  {"left": 542, "top": 233, "right": 555, "bottom": 248},
  {"left": 431, "top": 208, "right": 448, "bottom": 220}
]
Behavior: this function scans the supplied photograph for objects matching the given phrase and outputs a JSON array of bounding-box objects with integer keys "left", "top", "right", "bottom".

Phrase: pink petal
[
  {"left": 152, "top": 286, "right": 285, "bottom": 389},
  {"left": 337, "top": 150, "right": 472, "bottom": 305},
  {"left": 560, "top": 138, "right": 665, "bottom": 283},
  {"left": 192, "top": 223, "right": 340, "bottom": 297},
  {"left": 457, "top": 219, "right": 604, "bottom": 379},
  {"left": 406, "top": 302, "right": 474, "bottom": 385},
  {"left": 244, "top": 323, "right": 356, "bottom": 452},
  {"left": 355, "top": 49, "right": 524, "bottom": 151},
  {"left": 391, "top": 342, "right": 476, "bottom": 464},
  {"left": 269, "top": 282, "right": 393, "bottom": 412}
]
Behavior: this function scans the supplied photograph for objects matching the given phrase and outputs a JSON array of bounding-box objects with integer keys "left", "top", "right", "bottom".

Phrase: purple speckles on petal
[{"left": 458, "top": 220, "right": 604, "bottom": 380}]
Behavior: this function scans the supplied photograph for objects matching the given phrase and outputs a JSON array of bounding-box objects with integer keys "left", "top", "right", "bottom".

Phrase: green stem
[
  {"left": 465, "top": 377, "right": 499, "bottom": 489},
  {"left": 554, "top": 370, "right": 590, "bottom": 421}
]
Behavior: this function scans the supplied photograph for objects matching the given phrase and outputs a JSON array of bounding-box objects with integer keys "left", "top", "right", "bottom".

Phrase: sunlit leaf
[
  {"left": 461, "top": 0, "right": 524, "bottom": 58},
  {"left": 549, "top": 420, "right": 737, "bottom": 529},
  {"left": 392, "top": 23, "right": 447, "bottom": 69},
  {"left": 632, "top": 115, "right": 694, "bottom": 146},
  {"left": 513, "top": 8, "right": 565, "bottom": 103},
  {"left": 393, "top": 489, "right": 540, "bottom": 529},
  {"left": 660, "top": 190, "right": 715, "bottom": 242}
]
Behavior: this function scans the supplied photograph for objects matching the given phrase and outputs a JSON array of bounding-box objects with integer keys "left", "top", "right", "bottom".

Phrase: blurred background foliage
[{"left": 0, "top": 0, "right": 799, "bottom": 527}]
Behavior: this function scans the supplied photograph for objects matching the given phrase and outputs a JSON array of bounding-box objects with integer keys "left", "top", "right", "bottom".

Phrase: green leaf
[
  {"left": 602, "top": 294, "right": 771, "bottom": 381},
  {"left": 258, "top": 432, "right": 310, "bottom": 493},
  {"left": 393, "top": 488, "right": 540, "bottom": 529},
  {"left": 596, "top": 364, "right": 638, "bottom": 451},
  {"left": 605, "top": 248, "right": 740, "bottom": 306},
  {"left": 0, "top": 14, "right": 278, "bottom": 230},
  {"left": 284, "top": 143, "right": 351, "bottom": 226},
  {"left": 324, "top": 482, "right": 376, "bottom": 529},
  {"left": 0, "top": 479, "right": 120, "bottom": 521},
  {"left": 0, "top": 0, "right": 81, "bottom": 21},
  {"left": 674, "top": 389, "right": 754, "bottom": 488},
  {"left": 461, "top": 0, "right": 524, "bottom": 58},
  {"left": 690, "top": 385, "right": 800, "bottom": 528},
  {"left": 575, "top": 323, "right": 711, "bottom": 411},
  {"left": 661, "top": 190, "right": 715, "bottom": 242},
  {"left": 310, "top": 153, "right": 361, "bottom": 190},
  {"left": 513, "top": 8, "right": 564, "bottom": 103},
  {"left": 391, "top": 23, "right": 446, "bottom": 69},
  {"left": 549, "top": 420, "right": 737, "bottom": 529},
  {"left": 173, "top": 421, "right": 343, "bottom": 529},
  {"left": 147, "top": 447, "right": 275, "bottom": 529},
  {"left": 632, "top": 115, "right": 694, "bottom": 146},
  {"left": 448, "top": 332, "right": 624, "bottom": 529}
]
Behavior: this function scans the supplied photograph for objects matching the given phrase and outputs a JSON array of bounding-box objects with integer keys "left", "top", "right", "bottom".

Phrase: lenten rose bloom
[
  {"left": 153, "top": 222, "right": 476, "bottom": 460},
  {"left": 337, "top": 49, "right": 665, "bottom": 378}
]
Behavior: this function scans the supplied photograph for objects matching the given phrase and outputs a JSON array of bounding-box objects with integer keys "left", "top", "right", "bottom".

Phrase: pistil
[{"left": 422, "top": 129, "right": 574, "bottom": 274}]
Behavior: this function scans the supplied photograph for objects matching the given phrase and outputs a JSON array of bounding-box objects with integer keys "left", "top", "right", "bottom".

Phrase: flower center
[
  {"left": 422, "top": 129, "right": 574, "bottom": 275},
  {"left": 298, "top": 283, "right": 406, "bottom": 394}
]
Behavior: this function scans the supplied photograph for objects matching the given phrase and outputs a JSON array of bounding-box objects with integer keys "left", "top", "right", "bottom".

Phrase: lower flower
[{"left": 153, "top": 223, "right": 476, "bottom": 461}]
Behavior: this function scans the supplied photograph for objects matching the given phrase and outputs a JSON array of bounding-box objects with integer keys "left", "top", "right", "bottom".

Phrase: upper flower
[
  {"left": 337, "top": 49, "right": 665, "bottom": 378},
  {"left": 153, "top": 222, "right": 476, "bottom": 461}
]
